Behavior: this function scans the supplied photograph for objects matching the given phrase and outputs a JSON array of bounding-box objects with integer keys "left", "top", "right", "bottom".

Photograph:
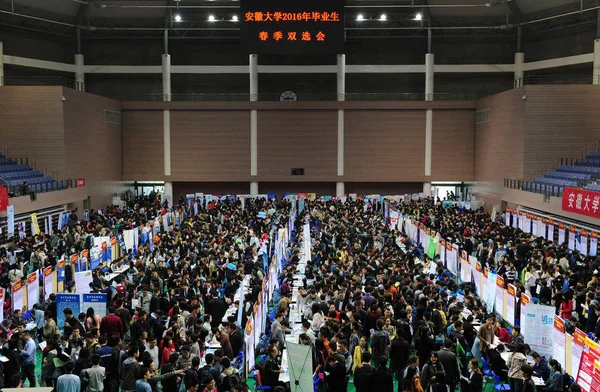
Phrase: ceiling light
[
  {"left": 356, "top": 14, "right": 364, "bottom": 21},
  {"left": 208, "top": 15, "right": 216, "bottom": 22},
  {"left": 414, "top": 13, "right": 422, "bottom": 21},
  {"left": 232, "top": 15, "right": 238, "bottom": 22},
  {"left": 174, "top": 14, "right": 182, "bottom": 22},
  {"left": 379, "top": 14, "right": 387, "bottom": 21}
]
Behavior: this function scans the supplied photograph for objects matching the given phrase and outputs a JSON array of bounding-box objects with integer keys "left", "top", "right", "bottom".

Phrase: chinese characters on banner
[
  {"left": 505, "top": 207, "right": 510, "bottom": 226},
  {"left": 552, "top": 316, "right": 566, "bottom": 370},
  {"left": 506, "top": 284, "right": 516, "bottom": 326},
  {"left": 558, "top": 222, "right": 566, "bottom": 245},
  {"left": 563, "top": 187, "right": 600, "bottom": 217},
  {"left": 241, "top": 0, "right": 344, "bottom": 54}
]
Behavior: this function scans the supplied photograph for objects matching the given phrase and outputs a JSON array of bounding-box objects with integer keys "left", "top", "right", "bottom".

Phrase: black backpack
[
  {"left": 562, "top": 373, "right": 573, "bottom": 391},
  {"left": 220, "top": 370, "right": 242, "bottom": 392}
]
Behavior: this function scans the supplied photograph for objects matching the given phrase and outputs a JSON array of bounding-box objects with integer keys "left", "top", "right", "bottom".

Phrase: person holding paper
[{"left": 460, "top": 359, "right": 483, "bottom": 392}]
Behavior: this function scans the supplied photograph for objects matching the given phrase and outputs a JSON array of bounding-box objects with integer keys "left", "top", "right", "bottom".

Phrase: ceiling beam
[
  {"left": 506, "top": 0, "right": 522, "bottom": 23},
  {"left": 421, "top": 0, "right": 433, "bottom": 27}
]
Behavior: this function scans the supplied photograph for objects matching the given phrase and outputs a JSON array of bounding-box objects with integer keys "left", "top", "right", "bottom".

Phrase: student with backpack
[{"left": 219, "top": 357, "right": 242, "bottom": 392}]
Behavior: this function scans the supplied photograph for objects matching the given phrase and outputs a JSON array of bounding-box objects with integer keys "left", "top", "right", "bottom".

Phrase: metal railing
[
  {"left": 1, "top": 74, "right": 599, "bottom": 101},
  {"left": 504, "top": 178, "right": 566, "bottom": 197}
]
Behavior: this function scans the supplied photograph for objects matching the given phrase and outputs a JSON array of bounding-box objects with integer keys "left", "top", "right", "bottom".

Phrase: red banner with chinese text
[{"left": 562, "top": 187, "right": 600, "bottom": 219}]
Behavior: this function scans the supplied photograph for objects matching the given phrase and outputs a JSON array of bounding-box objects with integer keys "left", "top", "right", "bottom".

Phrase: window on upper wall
[
  {"left": 475, "top": 109, "right": 490, "bottom": 124},
  {"left": 104, "top": 109, "right": 122, "bottom": 124}
]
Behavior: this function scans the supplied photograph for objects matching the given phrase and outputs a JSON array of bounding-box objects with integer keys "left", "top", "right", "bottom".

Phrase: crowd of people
[{"left": 0, "top": 193, "right": 593, "bottom": 392}]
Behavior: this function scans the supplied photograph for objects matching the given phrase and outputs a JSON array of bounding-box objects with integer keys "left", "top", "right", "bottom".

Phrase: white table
[{"left": 280, "top": 349, "right": 290, "bottom": 383}]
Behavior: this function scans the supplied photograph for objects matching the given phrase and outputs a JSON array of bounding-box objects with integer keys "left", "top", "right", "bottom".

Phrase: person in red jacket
[
  {"left": 100, "top": 307, "right": 124, "bottom": 340},
  {"left": 560, "top": 296, "right": 574, "bottom": 320}
]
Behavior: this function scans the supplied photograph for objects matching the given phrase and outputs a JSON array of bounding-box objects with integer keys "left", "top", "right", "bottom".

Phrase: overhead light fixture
[
  {"left": 414, "top": 13, "right": 422, "bottom": 21},
  {"left": 208, "top": 15, "right": 216, "bottom": 22},
  {"left": 379, "top": 14, "right": 387, "bottom": 21},
  {"left": 174, "top": 14, "right": 182, "bottom": 22},
  {"left": 232, "top": 15, "right": 239, "bottom": 22},
  {"left": 356, "top": 14, "right": 364, "bottom": 21}
]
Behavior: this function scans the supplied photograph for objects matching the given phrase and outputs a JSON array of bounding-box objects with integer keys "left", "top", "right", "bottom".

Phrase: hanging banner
[
  {"left": 531, "top": 215, "right": 538, "bottom": 236},
  {"left": 440, "top": 240, "right": 446, "bottom": 266},
  {"left": 518, "top": 210, "right": 523, "bottom": 230},
  {"left": 6, "top": 205, "right": 14, "bottom": 237},
  {"left": 0, "top": 288, "right": 4, "bottom": 323},
  {"left": 562, "top": 187, "right": 600, "bottom": 219},
  {"left": 82, "top": 293, "right": 108, "bottom": 318},
  {"left": 548, "top": 219, "right": 555, "bottom": 242},
  {"left": 572, "top": 328, "right": 587, "bottom": 377},
  {"left": 27, "top": 271, "right": 39, "bottom": 306},
  {"left": 505, "top": 207, "right": 511, "bottom": 227},
  {"left": 540, "top": 218, "right": 547, "bottom": 240},
  {"left": 47, "top": 214, "right": 52, "bottom": 235},
  {"left": 495, "top": 276, "right": 504, "bottom": 318},
  {"left": 56, "top": 293, "right": 80, "bottom": 331},
  {"left": 57, "top": 258, "right": 66, "bottom": 282},
  {"left": 0, "top": 187, "right": 8, "bottom": 212},
  {"left": 512, "top": 209, "right": 518, "bottom": 229},
  {"left": 473, "top": 259, "right": 482, "bottom": 298},
  {"left": 30, "top": 213, "right": 40, "bottom": 236},
  {"left": 580, "top": 230, "right": 589, "bottom": 256},
  {"left": 506, "top": 284, "right": 516, "bottom": 326},
  {"left": 71, "top": 253, "right": 80, "bottom": 272},
  {"left": 552, "top": 316, "right": 566, "bottom": 370},
  {"left": 44, "top": 266, "right": 53, "bottom": 300},
  {"left": 524, "top": 213, "right": 531, "bottom": 233},
  {"left": 568, "top": 226, "right": 576, "bottom": 250},
  {"left": 75, "top": 270, "right": 93, "bottom": 294},
  {"left": 591, "top": 232, "right": 598, "bottom": 257},
  {"left": 522, "top": 303, "right": 554, "bottom": 359},
  {"left": 558, "top": 222, "right": 565, "bottom": 245},
  {"left": 12, "top": 280, "right": 24, "bottom": 312},
  {"left": 445, "top": 242, "right": 452, "bottom": 270}
]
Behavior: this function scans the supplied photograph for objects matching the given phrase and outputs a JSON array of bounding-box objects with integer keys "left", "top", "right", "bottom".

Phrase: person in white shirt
[{"left": 145, "top": 336, "right": 159, "bottom": 368}]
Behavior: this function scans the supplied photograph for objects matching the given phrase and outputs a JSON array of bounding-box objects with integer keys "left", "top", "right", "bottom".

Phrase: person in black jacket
[
  {"left": 371, "top": 356, "right": 393, "bottom": 392},
  {"left": 461, "top": 359, "right": 483, "bottom": 392},
  {"left": 353, "top": 351, "right": 374, "bottom": 392},
  {"left": 262, "top": 346, "right": 284, "bottom": 389},
  {"left": 325, "top": 355, "right": 347, "bottom": 392},
  {"left": 229, "top": 323, "right": 243, "bottom": 358},
  {"left": 437, "top": 340, "right": 459, "bottom": 392},
  {"left": 389, "top": 330, "right": 409, "bottom": 380}
]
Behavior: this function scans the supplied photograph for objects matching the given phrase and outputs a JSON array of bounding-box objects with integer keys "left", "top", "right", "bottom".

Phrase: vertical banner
[
  {"left": 445, "top": 242, "right": 452, "bottom": 270},
  {"left": 580, "top": 230, "right": 589, "bottom": 256},
  {"left": 30, "top": 213, "right": 40, "bottom": 236},
  {"left": 47, "top": 214, "right": 52, "bottom": 235},
  {"left": 522, "top": 304, "right": 555, "bottom": 359},
  {"left": 56, "top": 293, "right": 80, "bottom": 330},
  {"left": 75, "top": 270, "right": 93, "bottom": 294},
  {"left": 558, "top": 222, "right": 566, "bottom": 245},
  {"left": 0, "top": 288, "right": 4, "bottom": 323},
  {"left": 520, "top": 293, "right": 531, "bottom": 331},
  {"left": 524, "top": 213, "right": 531, "bottom": 233},
  {"left": 531, "top": 215, "right": 538, "bottom": 236},
  {"left": 552, "top": 316, "right": 566, "bottom": 370},
  {"left": 485, "top": 270, "right": 497, "bottom": 314},
  {"left": 27, "top": 271, "right": 39, "bottom": 306},
  {"left": 440, "top": 240, "right": 446, "bottom": 266},
  {"left": 518, "top": 210, "right": 523, "bottom": 230},
  {"left": 540, "top": 218, "right": 547, "bottom": 240},
  {"left": 577, "top": 351, "right": 600, "bottom": 392},
  {"left": 44, "top": 266, "right": 53, "bottom": 300},
  {"left": 71, "top": 253, "right": 80, "bottom": 272},
  {"left": 506, "top": 284, "right": 516, "bottom": 326},
  {"left": 6, "top": 205, "right": 14, "bottom": 237},
  {"left": 12, "top": 280, "right": 24, "bottom": 312},
  {"left": 572, "top": 328, "right": 586, "bottom": 378},
  {"left": 548, "top": 219, "right": 555, "bottom": 242},
  {"left": 57, "top": 258, "right": 66, "bottom": 282},
  {"left": 451, "top": 244, "right": 459, "bottom": 276},
  {"left": 505, "top": 207, "right": 511, "bottom": 226},
  {"left": 512, "top": 209, "right": 518, "bottom": 229},
  {"left": 568, "top": 226, "right": 576, "bottom": 250},
  {"left": 473, "top": 259, "right": 482, "bottom": 298},
  {"left": 591, "top": 232, "right": 598, "bottom": 257},
  {"left": 18, "top": 222, "right": 26, "bottom": 240},
  {"left": 495, "top": 276, "right": 505, "bottom": 318}
]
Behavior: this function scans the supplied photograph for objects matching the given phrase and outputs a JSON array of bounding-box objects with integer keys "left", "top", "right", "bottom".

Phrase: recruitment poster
[
  {"left": 568, "top": 226, "right": 576, "bottom": 250},
  {"left": 44, "top": 266, "right": 53, "bottom": 300},
  {"left": 495, "top": 276, "right": 504, "bottom": 318},
  {"left": 0, "top": 288, "right": 4, "bottom": 323},
  {"left": 27, "top": 271, "right": 39, "bottom": 306},
  {"left": 520, "top": 293, "right": 531, "bottom": 335},
  {"left": 75, "top": 271, "right": 93, "bottom": 294},
  {"left": 485, "top": 271, "right": 496, "bottom": 314},
  {"left": 81, "top": 293, "right": 107, "bottom": 318},
  {"left": 473, "top": 261, "right": 482, "bottom": 298},
  {"left": 591, "top": 231, "right": 598, "bottom": 257},
  {"left": 552, "top": 316, "right": 566, "bottom": 369},
  {"left": 572, "top": 328, "right": 586, "bottom": 377},
  {"left": 558, "top": 222, "right": 566, "bottom": 245},
  {"left": 506, "top": 284, "right": 516, "bottom": 326},
  {"left": 548, "top": 219, "right": 555, "bottom": 241},
  {"left": 56, "top": 293, "right": 80, "bottom": 330},
  {"left": 12, "top": 280, "right": 24, "bottom": 312},
  {"left": 522, "top": 304, "right": 554, "bottom": 359},
  {"left": 57, "top": 258, "right": 66, "bottom": 282}
]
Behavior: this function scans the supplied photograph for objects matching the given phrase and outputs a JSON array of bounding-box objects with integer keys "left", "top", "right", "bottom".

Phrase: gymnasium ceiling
[{"left": 0, "top": 0, "right": 598, "bottom": 40}]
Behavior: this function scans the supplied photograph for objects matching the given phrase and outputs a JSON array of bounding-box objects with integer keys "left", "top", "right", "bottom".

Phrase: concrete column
[
  {"left": 423, "top": 182, "right": 432, "bottom": 198},
  {"left": 514, "top": 52, "right": 524, "bottom": 88},
  {"left": 249, "top": 55, "right": 258, "bottom": 184},
  {"left": 337, "top": 55, "right": 345, "bottom": 197},
  {"left": 162, "top": 54, "right": 171, "bottom": 176},
  {"left": 424, "top": 53, "right": 434, "bottom": 178},
  {"left": 74, "top": 54, "right": 85, "bottom": 91},
  {"left": 250, "top": 182, "right": 259, "bottom": 195},
  {"left": 164, "top": 181, "right": 173, "bottom": 208},
  {"left": 594, "top": 40, "right": 600, "bottom": 84},
  {"left": 0, "top": 42, "right": 4, "bottom": 86}
]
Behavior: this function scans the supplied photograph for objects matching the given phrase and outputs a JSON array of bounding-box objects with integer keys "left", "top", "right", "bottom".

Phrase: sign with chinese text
[
  {"left": 241, "top": 0, "right": 344, "bottom": 54},
  {"left": 562, "top": 187, "right": 600, "bottom": 219}
]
